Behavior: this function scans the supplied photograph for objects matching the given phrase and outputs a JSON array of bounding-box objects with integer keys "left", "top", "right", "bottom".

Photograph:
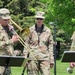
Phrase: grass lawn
[{"left": 11, "top": 60, "right": 75, "bottom": 75}]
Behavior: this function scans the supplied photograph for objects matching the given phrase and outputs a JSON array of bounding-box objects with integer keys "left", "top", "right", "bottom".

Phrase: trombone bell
[
  {"left": 10, "top": 19, "right": 30, "bottom": 38},
  {"left": 20, "top": 27, "right": 30, "bottom": 38}
]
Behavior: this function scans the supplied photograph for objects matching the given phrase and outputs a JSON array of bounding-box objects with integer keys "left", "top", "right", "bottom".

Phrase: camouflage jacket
[
  {"left": 70, "top": 31, "right": 75, "bottom": 51},
  {"left": 23, "top": 24, "right": 54, "bottom": 63},
  {"left": 0, "top": 24, "right": 14, "bottom": 55}
]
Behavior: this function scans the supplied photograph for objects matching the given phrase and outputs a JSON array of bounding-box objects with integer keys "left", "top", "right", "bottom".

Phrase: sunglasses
[
  {"left": 4, "top": 19, "right": 9, "bottom": 21},
  {"left": 36, "top": 18, "right": 43, "bottom": 20}
]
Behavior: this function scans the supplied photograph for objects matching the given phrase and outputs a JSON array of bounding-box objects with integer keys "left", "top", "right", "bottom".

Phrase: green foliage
[
  {"left": 51, "top": 0, "right": 75, "bottom": 33},
  {"left": 72, "top": 18, "right": 75, "bottom": 23},
  {"left": 42, "top": 0, "right": 75, "bottom": 44},
  {"left": 0, "top": 0, "right": 3, "bottom": 7}
]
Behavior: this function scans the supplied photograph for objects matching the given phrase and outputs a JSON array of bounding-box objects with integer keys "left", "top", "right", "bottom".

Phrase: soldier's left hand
[
  {"left": 9, "top": 25, "right": 14, "bottom": 31},
  {"left": 50, "top": 63, "right": 54, "bottom": 68}
]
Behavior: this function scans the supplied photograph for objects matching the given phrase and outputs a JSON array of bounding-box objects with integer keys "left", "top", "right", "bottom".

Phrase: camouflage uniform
[
  {"left": 70, "top": 31, "right": 75, "bottom": 50},
  {"left": 23, "top": 24, "right": 54, "bottom": 75},
  {"left": 0, "top": 8, "right": 19, "bottom": 75},
  {"left": 0, "top": 24, "right": 14, "bottom": 75}
]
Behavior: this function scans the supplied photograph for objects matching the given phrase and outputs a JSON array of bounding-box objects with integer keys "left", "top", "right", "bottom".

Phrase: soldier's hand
[
  {"left": 14, "top": 50, "right": 21, "bottom": 56},
  {"left": 70, "top": 62, "right": 75, "bottom": 68},
  {"left": 9, "top": 25, "right": 14, "bottom": 31},
  {"left": 11, "top": 35, "right": 19, "bottom": 43},
  {"left": 50, "top": 63, "right": 54, "bottom": 68}
]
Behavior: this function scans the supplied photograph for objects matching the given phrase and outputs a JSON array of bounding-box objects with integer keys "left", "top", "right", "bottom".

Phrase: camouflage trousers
[
  {"left": 0, "top": 66, "right": 11, "bottom": 75},
  {"left": 27, "top": 60, "right": 50, "bottom": 75}
]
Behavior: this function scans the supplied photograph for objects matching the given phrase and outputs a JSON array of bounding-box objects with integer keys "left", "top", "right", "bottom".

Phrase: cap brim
[
  {"left": 35, "top": 16, "right": 45, "bottom": 19},
  {"left": 1, "top": 16, "right": 11, "bottom": 19}
]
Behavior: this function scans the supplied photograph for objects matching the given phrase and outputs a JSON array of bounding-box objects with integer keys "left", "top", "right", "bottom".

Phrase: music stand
[
  {"left": 0, "top": 55, "right": 28, "bottom": 75},
  {"left": 61, "top": 51, "right": 75, "bottom": 62}
]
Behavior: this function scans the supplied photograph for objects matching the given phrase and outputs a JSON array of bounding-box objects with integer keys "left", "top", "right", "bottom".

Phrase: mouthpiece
[{"left": 67, "top": 67, "right": 73, "bottom": 74}]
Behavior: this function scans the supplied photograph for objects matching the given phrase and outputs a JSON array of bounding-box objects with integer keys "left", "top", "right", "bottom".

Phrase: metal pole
[
  {"left": 53, "top": 24, "right": 56, "bottom": 75},
  {"left": 49, "top": 22, "right": 57, "bottom": 75}
]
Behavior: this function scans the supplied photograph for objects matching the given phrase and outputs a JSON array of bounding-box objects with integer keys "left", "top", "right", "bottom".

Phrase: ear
[
  {"left": 0, "top": 17, "right": 3, "bottom": 23},
  {"left": 0, "top": 18, "right": 1, "bottom": 23},
  {"left": 0, "top": 17, "right": 3, "bottom": 20}
]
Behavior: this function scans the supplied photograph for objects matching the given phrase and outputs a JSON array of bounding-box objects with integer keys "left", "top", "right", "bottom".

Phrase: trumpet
[{"left": 9, "top": 19, "right": 37, "bottom": 60}]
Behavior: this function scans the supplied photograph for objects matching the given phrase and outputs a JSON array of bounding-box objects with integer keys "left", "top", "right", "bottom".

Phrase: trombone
[
  {"left": 9, "top": 19, "right": 37, "bottom": 60},
  {"left": 10, "top": 19, "right": 30, "bottom": 37}
]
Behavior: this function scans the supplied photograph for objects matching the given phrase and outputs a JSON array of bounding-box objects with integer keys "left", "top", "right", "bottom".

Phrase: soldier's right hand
[
  {"left": 70, "top": 62, "right": 75, "bottom": 68},
  {"left": 11, "top": 35, "right": 19, "bottom": 43}
]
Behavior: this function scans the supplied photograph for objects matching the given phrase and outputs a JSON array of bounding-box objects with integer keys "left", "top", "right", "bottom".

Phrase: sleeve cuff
[{"left": 5, "top": 39, "right": 14, "bottom": 45}]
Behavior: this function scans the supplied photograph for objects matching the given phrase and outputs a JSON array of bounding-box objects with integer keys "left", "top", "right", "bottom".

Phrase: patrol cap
[
  {"left": 0, "top": 8, "right": 11, "bottom": 19},
  {"left": 35, "top": 11, "right": 45, "bottom": 19}
]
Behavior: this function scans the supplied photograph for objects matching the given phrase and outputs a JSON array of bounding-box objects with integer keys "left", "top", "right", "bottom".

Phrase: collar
[
  {"left": 0, "top": 24, "right": 4, "bottom": 30},
  {"left": 35, "top": 24, "right": 46, "bottom": 32}
]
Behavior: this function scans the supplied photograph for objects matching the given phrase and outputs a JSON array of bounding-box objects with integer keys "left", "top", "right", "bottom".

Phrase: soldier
[
  {"left": 23, "top": 11, "right": 54, "bottom": 75},
  {"left": 0, "top": 8, "right": 19, "bottom": 75},
  {"left": 69, "top": 31, "right": 75, "bottom": 68}
]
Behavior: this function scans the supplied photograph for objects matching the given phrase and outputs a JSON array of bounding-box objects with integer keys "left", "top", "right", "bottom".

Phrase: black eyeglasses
[{"left": 36, "top": 18, "right": 43, "bottom": 20}]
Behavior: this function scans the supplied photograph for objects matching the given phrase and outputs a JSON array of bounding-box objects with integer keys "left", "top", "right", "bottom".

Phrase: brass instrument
[
  {"left": 10, "top": 19, "right": 30, "bottom": 38},
  {"left": 67, "top": 67, "right": 73, "bottom": 74},
  {"left": 10, "top": 19, "right": 37, "bottom": 60}
]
